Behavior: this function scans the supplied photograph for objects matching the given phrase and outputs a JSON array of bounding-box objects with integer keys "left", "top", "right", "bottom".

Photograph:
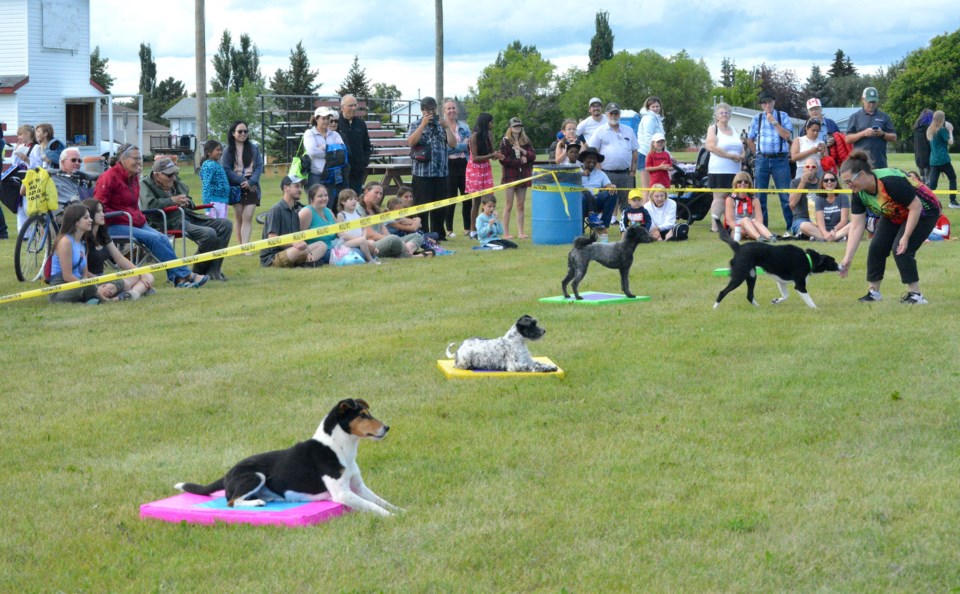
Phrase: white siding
[
  {"left": 0, "top": 96, "right": 19, "bottom": 132},
  {"left": 17, "top": 0, "right": 97, "bottom": 135},
  {"left": 0, "top": 1, "right": 29, "bottom": 75}
]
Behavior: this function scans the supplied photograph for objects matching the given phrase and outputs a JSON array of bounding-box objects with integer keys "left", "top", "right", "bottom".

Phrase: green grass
[{"left": 1, "top": 153, "right": 959, "bottom": 592}]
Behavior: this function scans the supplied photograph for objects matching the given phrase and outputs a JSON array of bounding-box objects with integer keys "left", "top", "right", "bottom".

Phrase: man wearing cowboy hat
[{"left": 578, "top": 146, "right": 618, "bottom": 240}]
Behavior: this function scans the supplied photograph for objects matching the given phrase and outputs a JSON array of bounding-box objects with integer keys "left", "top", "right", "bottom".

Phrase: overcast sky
[{"left": 91, "top": 0, "right": 960, "bottom": 105}]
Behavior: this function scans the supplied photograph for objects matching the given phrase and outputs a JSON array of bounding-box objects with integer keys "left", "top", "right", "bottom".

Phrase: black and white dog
[
  {"left": 561, "top": 225, "right": 652, "bottom": 300},
  {"left": 714, "top": 219, "right": 839, "bottom": 309},
  {"left": 446, "top": 315, "right": 558, "bottom": 372},
  {"left": 175, "top": 398, "right": 400, "bottom": 517}
]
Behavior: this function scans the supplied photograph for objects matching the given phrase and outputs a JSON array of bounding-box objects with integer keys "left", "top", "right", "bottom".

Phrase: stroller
[{"left": 669, "top": 155, "right": 711, "bottom": 225}]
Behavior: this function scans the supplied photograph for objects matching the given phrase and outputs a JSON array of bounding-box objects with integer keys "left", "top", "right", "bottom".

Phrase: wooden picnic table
[{"left": 364, "top": 162, "right": 412, "bottom": 195}]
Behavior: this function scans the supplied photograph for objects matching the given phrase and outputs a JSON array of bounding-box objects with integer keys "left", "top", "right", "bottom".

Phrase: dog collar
[{"left": 806, "top": 253, "right": 813, "bottom": 271}]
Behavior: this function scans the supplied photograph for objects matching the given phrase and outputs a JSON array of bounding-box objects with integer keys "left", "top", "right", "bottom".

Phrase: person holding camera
[
  {"left": 845, "top": 87, "right": 896, "bottom": 169},
  {"left": 791, "top": 119, "right": 826, "bottom": 179},
  {"left": 406, "top": 96, "right": 457, "bottom": 241}
]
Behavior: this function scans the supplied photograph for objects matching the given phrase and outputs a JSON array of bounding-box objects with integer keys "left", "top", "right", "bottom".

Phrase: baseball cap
[
  {"left": 606, "top": 102, "right": 621, "bottom": 114},
  {"left": 313, "top": 106, "right": 338, "bottom": 119},
  {"left": 280, "top": 175, "right": 302, "bottom": 190},
  {"left": 628, "top": 188, "right": 645, "bottom": 202},
  {"left": 151, "top": 157, "right": 178, "bottom": 175},
  {"left": 509, "top": 117, "right": 523, "bottom": 127},
  {"left": 758, "top": 90, "right": 774, "bottom": 103},
  {"left": 862, "top": 87, "right": 879, "bottom": 102},
  {"left": 588, "top": 97, "right": 602, "bottom": 107},
  {"left": 806, "top": 98, "right": 822, "bottom": 110},
  {"left": 651, "top": 132, "right": 666, "bottom": 143}
]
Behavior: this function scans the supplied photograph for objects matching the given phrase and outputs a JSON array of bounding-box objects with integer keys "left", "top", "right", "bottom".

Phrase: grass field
[{"left": 1, "top": 154, "right": 959, "bottom": 592}]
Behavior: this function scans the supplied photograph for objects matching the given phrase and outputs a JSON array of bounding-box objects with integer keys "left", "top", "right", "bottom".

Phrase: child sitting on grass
[
  {"left": 620, "top": 188, "right": 653, "bottom": 235},
  {"left": 476, "top": 195, "right": 517, "bottom": 249},
  {"left": 385, "top": 197, "right": 451, "bottom": 255}
]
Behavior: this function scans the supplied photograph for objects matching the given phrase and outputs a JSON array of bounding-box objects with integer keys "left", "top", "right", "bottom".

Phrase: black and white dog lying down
[
  {"left": 175, "top": 398, "right": 401, "bottom": 516},
  {"left": 714, "top": 218, "right": 839, "bottom": 309},
  {"left": 562, "top": 225, "right": 652, "bottom": 300},
  {"left": 446, "top": 315, "right": 558, "bottom": 372}
]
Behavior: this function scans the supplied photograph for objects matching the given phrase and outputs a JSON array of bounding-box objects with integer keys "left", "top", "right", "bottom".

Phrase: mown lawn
[{"left": 1, "top": 153, "right": 958, "bottom": 592}]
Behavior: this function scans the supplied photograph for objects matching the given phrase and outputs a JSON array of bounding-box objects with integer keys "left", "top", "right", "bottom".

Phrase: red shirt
[
  {"left": 645, "top": 150, "right": 672, "bottom": 187},
  {"left": 94, "top": 162, "right": 146, "bottom": 227}
]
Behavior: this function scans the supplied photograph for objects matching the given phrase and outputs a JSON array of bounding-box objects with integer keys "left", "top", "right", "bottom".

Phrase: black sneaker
[
  {"left": 858, "top": 290, "right": 882, "bottom": 302},
  {"left": 900, "top": 291, "right": 928, "bottom": 304}
]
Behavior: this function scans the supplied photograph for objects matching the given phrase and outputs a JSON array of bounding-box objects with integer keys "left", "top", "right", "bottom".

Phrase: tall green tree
[
  {"left": 210, "top": 30, "right": 233, "bottom": 93},
  {"left": 138, "top": 43, "right": 157, "bottom": 96},
  {"left": 336, "top": 56, "right": 372, "bottom": 98},
  {"left": 825, "top": 75, "right": 866, "bottom": 107},
  {"left": 719, "top": 57, "right": 736, "bottom": 88},
  {"left": 803, "top": 64, "right": 830, "bottom": 104},
  {"left": 712, "top": 67, "right": 761, "bottom": 108},
  {"left": 588, "top": 11, "right": 614, "bottom": 73},
  {"left": 267, "top": 41, "right": 321, "bottom": 159},
  {"left": 208, "top": 81, "right": 264, "bottom": 141},
  {"left": 561, "top": 49, "right": 713, "bottom": 147},
  {"left": 887, "top": 28, "right": 960, "bottom": 138},
  {"left": 231, "top": 33, "right": 262, "bottom": 92},
  {"left": 466, "top": 41, "right": 560, "bottom": 148},
  {"left": 90, "top": 46, "right": 114, "bottom": 92},
  {"left": 828, "top": 49, "right": 857, "bottom": 78},
  {"left": 752, "top": 63, "right": 802, "bottom": 114}
]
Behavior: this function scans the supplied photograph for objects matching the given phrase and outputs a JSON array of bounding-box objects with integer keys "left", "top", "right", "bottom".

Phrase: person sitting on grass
[
  {"left": 476, "top": 195, "right": 517, "bottom": 249},
  {"left": 643, "top": 185, "right": 687, "bottom": 241},
  {"left": 725, "top": 171, "right": 777, "bottom": 242},
  {"left": 814, "top": 173, "right": 850, "bottom": 242},
  {"left": 356, "top": 182, "right": 418, "bottom": 258},
  {"left": 297, "top": 184, "right": 339, "bottom": 265},
  {"left": 334, "top": 189, "right": 379, "bottom": 264},
  {"left": 47, "top": 203, "right": 99, "bottom": 304},
  {"left": 619, "top": 188, "right": 653, "bottom": 234},
  {"left": 82, "top": 198, "right": 154, "bottom": 301},
  {"left": 788, "top": 157, "right": 825, "bottom": 240},
  {"left": 259, "top": 176, "right": 326, "bottom": 268}
]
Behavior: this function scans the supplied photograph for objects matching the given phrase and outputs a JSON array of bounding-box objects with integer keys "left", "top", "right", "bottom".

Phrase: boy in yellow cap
[{"left": 619, "top": 188, "right": 653, "bottom": 236}]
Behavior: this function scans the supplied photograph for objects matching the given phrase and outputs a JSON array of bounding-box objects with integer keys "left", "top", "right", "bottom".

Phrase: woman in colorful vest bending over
[{"left": 838, "top": 150, "right": 942, "bottom": 304}]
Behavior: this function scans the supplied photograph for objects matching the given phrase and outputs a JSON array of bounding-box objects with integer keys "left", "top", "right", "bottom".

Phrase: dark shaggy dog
[
  {"left": 561, "top": 225, "right": 653, "bottom": 299},
  {"left": 714, "top": 220, "right": 839, "bottom": 309}
]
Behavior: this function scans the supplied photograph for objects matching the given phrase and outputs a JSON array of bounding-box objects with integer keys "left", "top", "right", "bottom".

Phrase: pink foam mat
[{"left": 139, "top": 490, "right": 347, "bottom": 527}]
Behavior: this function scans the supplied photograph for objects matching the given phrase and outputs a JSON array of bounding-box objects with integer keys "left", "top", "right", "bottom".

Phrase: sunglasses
[
  {"left": 68, "top": 158, "right": 82, "bottom": 163},
  {"left": 804, "top": 165, "right": 817, "bottom": 169},
  {"left": 735, "top": 180, "right": 750, "bottom": 185},
  {"left": 823, "top": 177, "right": 837, "bottom": 183},
  {"left": 235, "top": 129, "right": 248, "bottom": 134}
]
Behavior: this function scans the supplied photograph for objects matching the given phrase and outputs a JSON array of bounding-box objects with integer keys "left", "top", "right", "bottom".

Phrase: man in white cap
[
  {"left": 845, "top": 87, "right": 896, "bottom": 169},
  {"left": 587, "top": 102, "right": 639, "bottom": 211},
  {"left": 141, "top": 157, "right": 233, "bottom": 280},
  {"left": 576, "top": 97, "right": 607, "bottom": 141},
  {"left": 805, "top": 97, "right": 839, "bottom": 148}
]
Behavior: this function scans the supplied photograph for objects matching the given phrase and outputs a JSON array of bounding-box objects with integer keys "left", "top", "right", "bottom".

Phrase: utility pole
[
  {"left": 435, "top": 0, "right": 443, "bottom": 101},
  {"left": 195, "top": 0, "right": 207, "bottom": 170}
]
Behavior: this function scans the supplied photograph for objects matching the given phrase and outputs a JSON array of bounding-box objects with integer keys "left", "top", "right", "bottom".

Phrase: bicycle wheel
[{"left": 15, "top": 214, "right": 53, "bottom": 282}]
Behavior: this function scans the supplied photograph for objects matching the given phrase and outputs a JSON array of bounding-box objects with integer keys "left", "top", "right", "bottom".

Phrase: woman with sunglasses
[
  {"left": 838, "top": 150, "right": 942, "bottom": 304},
  {"left": 221, "top": 120, "right": 263, "bottom": 247},
  {"left": 724, "top": 171, "right": 776, "bottom": 242},
  {"left": 814, "top": 173, "right": 850, "bottom": 242}
]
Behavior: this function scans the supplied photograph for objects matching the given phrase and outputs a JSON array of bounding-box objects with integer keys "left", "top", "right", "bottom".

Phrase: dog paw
[
  {"left": 575, "top": 295, "right": 583, "bottom": 300},
  {"left": 771, "top": 298, "right": 785, "bottom": 304},
  {"left": 625, "top": 294, "right": 636, "bottom": 299}
]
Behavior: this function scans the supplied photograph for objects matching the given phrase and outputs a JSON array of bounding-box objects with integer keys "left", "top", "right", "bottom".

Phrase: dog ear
[
  {"left": 338, "top": 399, "right": 361, "bottom": 415},
  {"left": 355, "top": 398, "right": 370, "bottom": 411},
  {"left": 516, "top": 315, "right": 534, "bottom": 327}
]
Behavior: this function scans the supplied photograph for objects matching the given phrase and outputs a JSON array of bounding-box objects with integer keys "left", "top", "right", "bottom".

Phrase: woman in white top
[
  {"left": 11, "top": 124, "right": 43, "bottom": 232},
  {"left": 304, "top": 106, "right": 346, "bottom": 204},
  {"left": 705, "top": 102, "right": 744, "bottom": 231},
  {"left": 637, "top": 96, "right": 665, "bottom": 191},
  {"left": 790, "top": 119, "right": 825, "bottom": 179}
]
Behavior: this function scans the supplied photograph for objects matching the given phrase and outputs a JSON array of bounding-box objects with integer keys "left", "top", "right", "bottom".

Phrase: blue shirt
[
  {"left": 748, "top": 110, "right": 792, "bottom": 155},
  {"left": 581, "top": 168, "right": 612, "bottom": 192},
  {"left": 408, "top": 118, "right": 450, "bottom": 178},
  {"left": 476, "top": 212, "right": 504, "bottom": 246}
]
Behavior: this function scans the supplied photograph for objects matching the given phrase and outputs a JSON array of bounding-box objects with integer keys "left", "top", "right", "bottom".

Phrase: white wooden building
[{"left": 0, "top": 0, "right": 140, "bottom": 160}]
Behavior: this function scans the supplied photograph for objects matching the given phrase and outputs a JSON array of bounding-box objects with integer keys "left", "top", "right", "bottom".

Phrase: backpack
[
  {"left": 23, "top": 167, "right": 59, "bottom": 215},
  {"left": 321, "top": 142, "right": 348, "bottom": 185}
]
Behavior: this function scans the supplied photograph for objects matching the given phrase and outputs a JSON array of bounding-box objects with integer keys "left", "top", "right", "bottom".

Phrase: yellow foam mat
[{"left": 437, "top": 357, "right": 565, "bottom": 379}]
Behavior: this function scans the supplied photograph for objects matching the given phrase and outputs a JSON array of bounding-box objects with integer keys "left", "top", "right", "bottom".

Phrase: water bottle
[{"left": 733, "top": 224, "right": 742, "bottom": 242}]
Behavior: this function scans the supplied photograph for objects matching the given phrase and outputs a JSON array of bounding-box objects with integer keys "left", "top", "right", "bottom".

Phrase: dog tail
[
  {"left": 175, "top": 477, "right": 225, "bottom": 495},
  {"left": 573, "top": 231, "right": 598, "bottom": 250},
  {"left": 445, "top": 342, "right": 459, "bottom": 358},
  {"left": 715, "top": 216, "right": 739, "bottom": 252}
]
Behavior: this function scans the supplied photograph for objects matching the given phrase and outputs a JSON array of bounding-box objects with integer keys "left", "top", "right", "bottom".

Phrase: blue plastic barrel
[{"left": 531, "top": 165, "right": 583, "bottom": 245}]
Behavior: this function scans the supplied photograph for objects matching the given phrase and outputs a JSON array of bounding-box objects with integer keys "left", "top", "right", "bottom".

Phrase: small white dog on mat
[{"left": 446, "top": 314, "right": 558, "bottom": 372}]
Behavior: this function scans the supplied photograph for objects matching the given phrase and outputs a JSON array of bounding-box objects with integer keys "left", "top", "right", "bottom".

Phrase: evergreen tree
[
  {"left": 803, "top": 64, "right": 830, "bottom": 104},
  {"left": 211, "top": 30, "right": 232, "bottom": 93},
  {"left": 138, "top": 43, "right": 157, "bottom": 96},
  {"left": 231, "top": 33, "right": 262, "bottom": 92},
  {"left": 587, "top": 11, "right": 614, "bottom": 73},
  {"left": 828, "top": 49, "right": 857, "bottom": 78},
  {"left": 336, "top": 56, "right": 372, "bottom": 98},
  {"left": 267, "top": 41, "right": 321, "bottom": 159},
  {"left": 90, "top": 46, "right": 114, "bottom": 92},
  {"left": 719, "top": 57, "right": 736, "bottom": 88}
]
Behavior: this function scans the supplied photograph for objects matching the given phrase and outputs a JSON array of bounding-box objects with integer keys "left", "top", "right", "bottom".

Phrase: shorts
[
  {"left": 236, "top": 186, "right": 260, "bottom": 207},
  {"left": 790, "top": 218, "right": 811, "bottom": 236},
  {"left": 270, "top": 249, "right": 297, "bottom": 268},
  {"left": 708, "top": 173, "right": 736, "bottom": 193}
]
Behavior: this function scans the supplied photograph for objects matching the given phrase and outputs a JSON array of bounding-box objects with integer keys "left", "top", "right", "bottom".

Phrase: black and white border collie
[
  {"left": 175, "top": 398, "right": 400, "bottom": 517},
  {"left": 714, "top": 219, "right": 839, "bottom": 309}
]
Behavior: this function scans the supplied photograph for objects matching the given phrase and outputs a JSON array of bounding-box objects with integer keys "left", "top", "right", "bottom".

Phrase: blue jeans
[
  {"left": 753, "top": 156, "right": 792, "bottom": 229},
  {"left": 582, "top": 190, "right": 618, "bottom": 228},
  {"left": 108, "top": 224, "right": 192, "bottom": 282}
]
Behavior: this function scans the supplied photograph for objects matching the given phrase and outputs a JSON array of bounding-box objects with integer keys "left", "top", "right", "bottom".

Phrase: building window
[{"left": 66, "top": 103, "right": 94, "bottom": 145}]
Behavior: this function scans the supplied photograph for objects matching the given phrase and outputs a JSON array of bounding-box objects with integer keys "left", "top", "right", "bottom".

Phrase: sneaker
[
  {"left": 587, "top": 213, "right": 603, "bottom": 228},
  {"left": 900, "top": 291, "right": 928, "bottom": 304},
  {"left": 781, "top": 231, "right": 792, "bottom": 238},
  {"left": 599, "top": 233, "right": 609, "bottom": 243},
  {"left": 369, "top": 257, "right": 382, "bottom": 265},
  {"left": 468, "top": 231, "right": 477, "bottom": 239},
  {"left": 117, "top": 292, "right": 133, "bottom": 301},
  {"left": 447, "top": 231, "right": 456, "bottom": 238},
  {"left": 144, "top": 287, "right": 156, "bottom": 297},
  {"left": 858, "top": 289, "right": 882, "bottom": 302},
  {"left": 949, "top": 202, "right": 960, "bottom": 209}
]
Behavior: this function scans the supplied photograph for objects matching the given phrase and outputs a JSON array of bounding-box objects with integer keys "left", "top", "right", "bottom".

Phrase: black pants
[
  {"left": 447, "top": 158, "right": 467, "bottom": 232},
  {"left": 0, "top": 206, "right": 7, "bottom": 238},
  {"left": 412, "top": 175, "right": 449, "bottom": 240},
  {"left": 867, "top": 213, "right": 939, "bottom": 285},
  {"left": 928, "top": 162, "right": 957, "bottom": 202}
]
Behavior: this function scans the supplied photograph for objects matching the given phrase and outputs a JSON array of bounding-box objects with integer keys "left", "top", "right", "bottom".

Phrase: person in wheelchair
[
  {"left": 94, "top": 144, "right": 208, "bottom": 288},
  {"left": 50, "top": 148, "right": 97, "bottom": 204},
  {"left": 140, "top": 157, "right": 232, "bottom": 281}
]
